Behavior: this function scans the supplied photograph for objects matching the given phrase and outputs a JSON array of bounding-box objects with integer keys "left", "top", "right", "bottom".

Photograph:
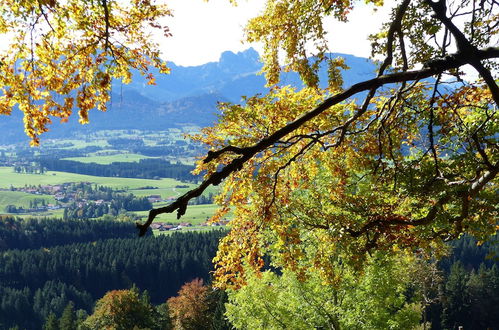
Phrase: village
[
  {"left": 1, "top": 182, "right": 229, "bottom": 230},
  {"left": 149, "top": 217, "right": 230, "bottom": 232}
]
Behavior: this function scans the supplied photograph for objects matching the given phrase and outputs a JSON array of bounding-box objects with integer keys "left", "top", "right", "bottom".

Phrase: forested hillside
[
  {"left": 39, "top": 158, "right": 196, "bottom": 181},
  {"left": 0, "top": 216, "right": 225, "bottom": 329},
  {"left": 0, "top": 216, "right": 147, "bottom": 250}
]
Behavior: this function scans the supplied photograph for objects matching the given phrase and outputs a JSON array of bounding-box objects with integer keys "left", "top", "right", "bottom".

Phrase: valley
[{"left": 0, "top": 127, "right": 223, "bottom": 233}]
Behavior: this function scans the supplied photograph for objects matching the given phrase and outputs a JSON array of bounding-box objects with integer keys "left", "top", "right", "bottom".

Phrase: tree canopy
[
  {"left": 1, "top": 0, "right": 498, "bottom": 294},
  {"left": 0, "top": 0, "right": 170, "bottom": 145},
  {"left": 143, "top": 0, "right": 498, "bottom": 288}
]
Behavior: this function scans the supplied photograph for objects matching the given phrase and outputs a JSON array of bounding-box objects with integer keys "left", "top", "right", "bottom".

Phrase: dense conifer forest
[
  {"left": 0, "top": 216, "right": 146, "bottom": 250},
  {"left": 0, "top": 216, "right": 225, "bottom": 329},
  {"left": 0, "top": 214, "right": 497, "bottom": 329},
  {"left": 426, "top": 236, "right": 499, "bottom": 329}
]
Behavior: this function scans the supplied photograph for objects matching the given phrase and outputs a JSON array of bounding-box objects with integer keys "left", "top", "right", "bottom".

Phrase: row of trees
[
  {"left": 13, "top": 164, "right": 46, "bottom": 174},
  {"left": 42, "top": 280, "right": 230, "bottom": 330},
  {"left": 4, "top": 198, "right": 50, "bottom": 214},
  {"left": 38, "top": 244, "right": 499, "bottom": 330},
  {"left": 38, "top": 158, "right": 196, "bottom": 181},
  {"left": 63, "top": 195, "right": 152, "bottom": 220},
  {"left": 190, "top": 192, "right": 215, "bottom": 205},
  {"left": 106, "top": 138, "right": 201, "bottom": 157}
]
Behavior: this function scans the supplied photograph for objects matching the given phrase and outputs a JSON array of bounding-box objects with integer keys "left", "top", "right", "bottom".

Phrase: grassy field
[
  {"left": 134, "top": 203, "right": 223, "bottom": 225},
  {"left": 153, "top": 225, "right": 226, "bottom": 236},
  {"left": 0, "top": 190, "right": 55, "bottom": 209},
  {"left": 62, "top": 153, "right": 157, "bottom": 164},
  {"left": 0, "top": 166, "right": 220, "bottom": 220},
  {"left": 0, "top": 166, "right": 189, "bottom": 190},
  {"left": 0, "top": 167, "right": 218, "bottom": 196},
  {"left": 0, "top": 190, "right": 66, "bottom": 218}
]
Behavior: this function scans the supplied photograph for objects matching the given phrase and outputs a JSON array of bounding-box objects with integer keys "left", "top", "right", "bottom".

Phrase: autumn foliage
[
  {"left": 81, "top": 288, "right": 156, "bottom": 329},
  {"left": 167, "top": 278, "right": 212, "bottom": 330},
  {"left": 0, "top": 0, "right": 498, "bottom": 319},
  {"left": 0, "top": 0, "right": 170, "bottom": 145}
]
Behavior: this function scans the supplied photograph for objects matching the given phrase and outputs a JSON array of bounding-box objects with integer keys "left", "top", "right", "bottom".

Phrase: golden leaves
[
  {"left": 201, "top": 75, "right": 497, "bottom": 288},
  {"left": 0, "top": 0, "right": 171, "bottom": 144}
]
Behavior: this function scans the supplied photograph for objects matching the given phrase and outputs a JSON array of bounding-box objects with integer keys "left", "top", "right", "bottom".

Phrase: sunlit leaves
[
  {"left": 225, "top": 252, "right": 424, "bottom": 329},
  {"left": 194, "top": 75, "right": 497, "bottom": 288},
  {"left": 0, "top": 0, "right": 170, "bottom": 144},
  {"left": 246, "top": 0, "right": 350, "bottom": 88},
  {"left": 167, "top": 278, "right": 212, "bottom": 330},
  {"left": 81, "top": 288, "right": 157, "bottom": 329}
]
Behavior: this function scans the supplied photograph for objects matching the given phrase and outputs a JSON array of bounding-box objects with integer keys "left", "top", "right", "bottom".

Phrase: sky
[{"left": 156, "top": 0, "right": 393, "bottom": 67}]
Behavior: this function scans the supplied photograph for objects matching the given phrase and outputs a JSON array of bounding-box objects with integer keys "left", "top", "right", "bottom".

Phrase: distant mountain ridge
[{"left": 0, "top": 48, "right": 376, "bottom": 143}]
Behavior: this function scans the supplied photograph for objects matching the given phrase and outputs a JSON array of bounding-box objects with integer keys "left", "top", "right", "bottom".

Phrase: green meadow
[
  {"left": 63, "top": 153, "right": 157, "bottom": 164},
  {"left": 0, "top": 126, "right": 216, "bottom": 221},
  {"left": 0, "top": 166, "right": 221, "bottom": 222},
  {"left": 0, "top": 167, "right": 218, "bottom": 196},
  {"left": 0, "top": 190, "right": 55, "bottom": 209},
  {"left": 0, "top": 166, "right": 186, "bottom": 190},
  {"left": 135, "top": 203, "right": 223, "bottom": 225}
]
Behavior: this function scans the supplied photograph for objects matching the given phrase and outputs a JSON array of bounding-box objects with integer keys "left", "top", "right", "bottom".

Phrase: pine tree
[
  {"left": 59, "top": 301, "right": 75, "bottom": 330},
  {"left": 441, "top": 262, "right": 471, "bottom": 329},
  {"left": 210, "top": 290, "right": 231, "bottom": 330},
  {"left": 43, "top": 313, "right": 59, "bottom": 330}
]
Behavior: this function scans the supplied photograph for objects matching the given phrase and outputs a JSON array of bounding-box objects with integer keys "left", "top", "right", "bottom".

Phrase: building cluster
[{"left": 150, "top": 218, "right": 230, "bottom": 232}]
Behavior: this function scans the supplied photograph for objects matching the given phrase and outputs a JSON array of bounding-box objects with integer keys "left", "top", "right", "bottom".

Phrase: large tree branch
[
  {"left": 137, "top": 46, "right": 499, "bottom": 236},
  {"left": 425, "top": 0, "right": 499, "bottom": 106}
]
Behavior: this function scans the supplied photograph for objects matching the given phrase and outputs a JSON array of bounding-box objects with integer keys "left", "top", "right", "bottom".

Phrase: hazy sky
[{"left": 157, "top": 0, "right": 392, "bottom": 66}]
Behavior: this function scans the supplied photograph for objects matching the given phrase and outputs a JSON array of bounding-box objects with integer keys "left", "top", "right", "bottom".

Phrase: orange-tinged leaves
[{"left": 167, "top": 279, "right": 213, "bottom": 330}]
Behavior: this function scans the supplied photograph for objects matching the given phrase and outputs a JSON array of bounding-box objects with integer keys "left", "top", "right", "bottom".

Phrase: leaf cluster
[{"left": 0, "top": 0, "right": 170, "bottom": 144}]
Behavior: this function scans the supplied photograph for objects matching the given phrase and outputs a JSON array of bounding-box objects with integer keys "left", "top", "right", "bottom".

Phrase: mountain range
[{"left": 0, "top": 48, "right": 376, "bottom": 143}]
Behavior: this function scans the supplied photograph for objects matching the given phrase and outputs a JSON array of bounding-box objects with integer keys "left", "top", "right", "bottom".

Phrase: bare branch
[
  {"left": 360, "top": 0, "right": 412, "bottom": 116},
  {"left": 425, "top": 0, "right": 499, "bottom": 106},
  {"left": 102, "top": 0, "right": 111, "bottom": 51}
]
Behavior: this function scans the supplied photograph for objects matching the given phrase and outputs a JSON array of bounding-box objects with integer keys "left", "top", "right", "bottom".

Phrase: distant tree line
[
  {"left": 17, "top": 146, "right": 101, "bottom": 160},
  {"left": 4, "top": 198, "right": 50, "bottom": 214},
  {"left": 38, "top": 158, "right": 197, "bottom": 181},
  {"left": 0, "top": 216, "right": 147, "bottom": 251},
  {"left": 107, "top": 138, "right": 145, "bottom": 149},
  {"left": 190, "top": 192, "right": 215, "bottom": 205},
  {"left": 13, "top": 163, "right": 46, "bottom": 174},
  {"left": 0, "top": 227, "right": 225, "bottom": 329},
  {"left": 133, "top": 145, "right": 190, "bottom": 157},
  {"left": 4, "top": 205, "right": 26, "bottom": 214},
  {"left": 107, "top": 137, "right": 201, "bottom": 157}
]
